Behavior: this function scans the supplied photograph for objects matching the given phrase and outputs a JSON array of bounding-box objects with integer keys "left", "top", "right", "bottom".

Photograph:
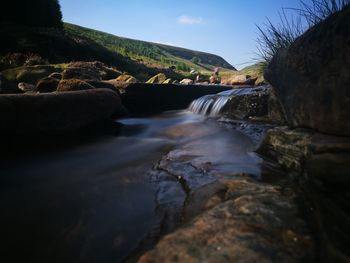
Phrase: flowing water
[
  {"left": 0, "top": 108, "right": 261, "bottom": 263},
  {"left": 189, "top": 86, "right": 268, "bottom": 116}
]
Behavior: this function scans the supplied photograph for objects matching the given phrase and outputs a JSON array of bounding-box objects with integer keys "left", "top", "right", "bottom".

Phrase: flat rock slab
[
  {"left": 143, "top": 120, "right": 314, "bottom": 262},
  {"left": 0, "top": 88, "right": 125, "bottom": 134}
]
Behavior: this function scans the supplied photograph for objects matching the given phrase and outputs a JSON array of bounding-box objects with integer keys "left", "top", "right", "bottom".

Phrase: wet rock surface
[
  {"left": 258, "top": 127, "right": 350, "bottom": 262},
  {"left": 139, "top": 119, "right": 314, "bottom": 263}
]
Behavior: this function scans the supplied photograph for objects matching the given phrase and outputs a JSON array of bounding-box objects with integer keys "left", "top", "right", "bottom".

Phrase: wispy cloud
[{"left": 177, "top": 15, "right": 203, "bottom": 25}]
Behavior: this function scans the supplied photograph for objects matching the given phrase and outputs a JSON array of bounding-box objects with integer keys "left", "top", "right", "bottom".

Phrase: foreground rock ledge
[{"left": 0, "top": 88, "right": 124, "bottom": 134}]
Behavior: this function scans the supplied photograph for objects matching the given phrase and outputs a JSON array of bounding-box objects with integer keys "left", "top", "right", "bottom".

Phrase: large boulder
[
  {"left": 146, "top": 73, "right": 167, "bottom": 84},
  {"left": 57, "top": 79, "right": 95, "bottom": 92},
  {"left": 0, "top": 89, "right": 125, "bottom": 134},
  {"left": 264, "top": 6, "right": 350, "bottom": 136},
  {"left": 18, "top": 82, "right": 37, "bottom": 93}
]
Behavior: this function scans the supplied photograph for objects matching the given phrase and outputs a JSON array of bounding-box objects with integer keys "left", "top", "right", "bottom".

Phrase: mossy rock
[
  {"left": 1, "top": 64, "right": 66, "bottom": 85},
  {"left": 57, "top": 79, "right": 95, "bottom": 92},
  {"left": 116, "top": 74, "right": 137, "bottom": 83},
  {"left": 146, "top": 73, "right": 167, "bottom": 84}
]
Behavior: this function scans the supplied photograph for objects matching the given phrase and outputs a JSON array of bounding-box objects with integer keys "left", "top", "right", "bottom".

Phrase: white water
[{"left": 189, "top": 86, "right": 267, "bottom": 117}]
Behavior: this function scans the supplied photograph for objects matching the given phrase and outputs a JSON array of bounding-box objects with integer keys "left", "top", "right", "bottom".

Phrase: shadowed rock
[
  {"left": 265, "top": 6, "right": 350, "bottom": 136},
  {"left": 0, "top": 88, "right": 124, "bottom": 134}
]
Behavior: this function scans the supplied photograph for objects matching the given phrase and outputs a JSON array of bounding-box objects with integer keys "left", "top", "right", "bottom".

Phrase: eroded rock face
[
  {"left": 257, "top": 127, "right": 350, "bottom": 262},
  {"left": 0, "top": 89, "right": 124, "bottom": 134},
  {"left": 265, "top": 6, "right": 350, "bottom": 136}
]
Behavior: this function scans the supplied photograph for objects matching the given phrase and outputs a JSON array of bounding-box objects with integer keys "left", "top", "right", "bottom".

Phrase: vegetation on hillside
[
  {"left": 64, "top": 23, "right": 236, "bottom": 73},
  {"left": 256, "top": 0, "right": 350, "bottom": 63},
  {"left": 0, "top": 0, "right": 63, "bottom": 29}
]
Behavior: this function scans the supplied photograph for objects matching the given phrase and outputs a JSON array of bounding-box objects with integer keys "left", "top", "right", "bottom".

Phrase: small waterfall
[{"left": 189, "top": 86, "right": 267, "bottom": 117}]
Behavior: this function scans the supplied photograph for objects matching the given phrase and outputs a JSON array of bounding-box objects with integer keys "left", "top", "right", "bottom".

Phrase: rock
[
  {"left": 18, "top": 82, "right": 37, "bottom": 93},
  {"left": 67, "top": 61, "right": 121, "bottom": 80},
  {"left": 0, "top": 89, "right": 125, "bottom": 134},
  {"left": 172, "top": 80, "right": 179, "bottom": 84},
  {"left": 48, "top": 72, "right": 62, "bottom": 79},
  {"left": 162, "top": 78, "right": 173, "bottom": 84},
  {"left": 146, "top": 73, "right": 167, "bottom": 84},
  {"left": 264, "top": 6, "right": 350, "bottom": 136},
  {"left": 179, "top": 78, "right": 193, "bottom": 85},
  {"left": 36, "top": 77, "right": 59, "bottom": 93},
  {"left": 221, "top": 75, "right": 257, "bottom": 85},
  {"left": 209, "top": 75, "right": 217, "bottom": 84},
  {"left": 62, "top": 67, "right": 101, "bottom": 81},
  {"left": 140, "top": 178, "right": 314, "bottom": 263},
  {"left": 257, "top": 127, "right": 350, "bottom": 262},
  {"left": 57, "top": 79, "right": 95, "bottom": 92},
  {"left": 1, "top": 65, "right": 63, "bottom": 86},
  {"left": 220, "top": 86, "right": 285, "bottom": 124},
  {"left": 116, "top": 74, "right": 137, "bottom": 83}
]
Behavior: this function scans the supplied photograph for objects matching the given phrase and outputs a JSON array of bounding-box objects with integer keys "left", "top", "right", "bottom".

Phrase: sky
[{"left": 59, "top": 0, "right": 308, "bottom": 69}]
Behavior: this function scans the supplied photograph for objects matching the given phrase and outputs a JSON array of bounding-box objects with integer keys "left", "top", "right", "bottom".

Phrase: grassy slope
[{"left": 64, "top": 23, "right": 236, "bottom": 74}]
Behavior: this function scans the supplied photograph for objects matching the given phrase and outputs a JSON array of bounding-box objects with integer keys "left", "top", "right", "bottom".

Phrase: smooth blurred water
[{"left": 0, "top": 110, "right": 260, "bottom": 263}]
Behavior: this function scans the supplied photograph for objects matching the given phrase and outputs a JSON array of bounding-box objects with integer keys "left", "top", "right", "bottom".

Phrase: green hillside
[{"left": 64, "top": 23, "right": 236, "bottom": 73}]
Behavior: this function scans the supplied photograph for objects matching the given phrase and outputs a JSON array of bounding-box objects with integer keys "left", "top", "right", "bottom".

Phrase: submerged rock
[{"left": 265, "top": 6, "right": 350, "bottom": 136}]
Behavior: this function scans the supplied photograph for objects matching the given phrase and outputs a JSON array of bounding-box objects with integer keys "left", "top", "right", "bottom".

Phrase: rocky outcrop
[
  {"left": 57, "top": 79, "right": 95, "bottom": 92},
  {"left": 265, "top": 6, "right": 350, "bottom": 136},
  {"left": 0, "top": 89, "right": 125, "bottom": 134},
  {"left": 257, "top": 127, "right": 350, "bottom": 262},
  {"left": 162, "top": 78, "right": 173, "bottom": 84},
  {"left": 146, "top": 73, "right": 167, "bottom": 84},
  {"left": 221, "top": 75, "right": 257, "bottom": 85}
]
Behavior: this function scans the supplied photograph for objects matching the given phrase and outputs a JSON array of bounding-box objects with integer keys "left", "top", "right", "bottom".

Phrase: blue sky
[{"left": 60, "top": 0, "right": 307, "bottom": 69}]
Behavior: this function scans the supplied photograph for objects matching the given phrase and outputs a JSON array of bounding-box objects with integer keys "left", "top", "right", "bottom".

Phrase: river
[{"left": 0, "top": 110, "right": 261, "bottom": 263}]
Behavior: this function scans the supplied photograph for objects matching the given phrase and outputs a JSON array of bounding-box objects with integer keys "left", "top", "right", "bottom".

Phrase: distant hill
[{"left": 64, "top": 23, "right": 236, "bottom": 73}]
